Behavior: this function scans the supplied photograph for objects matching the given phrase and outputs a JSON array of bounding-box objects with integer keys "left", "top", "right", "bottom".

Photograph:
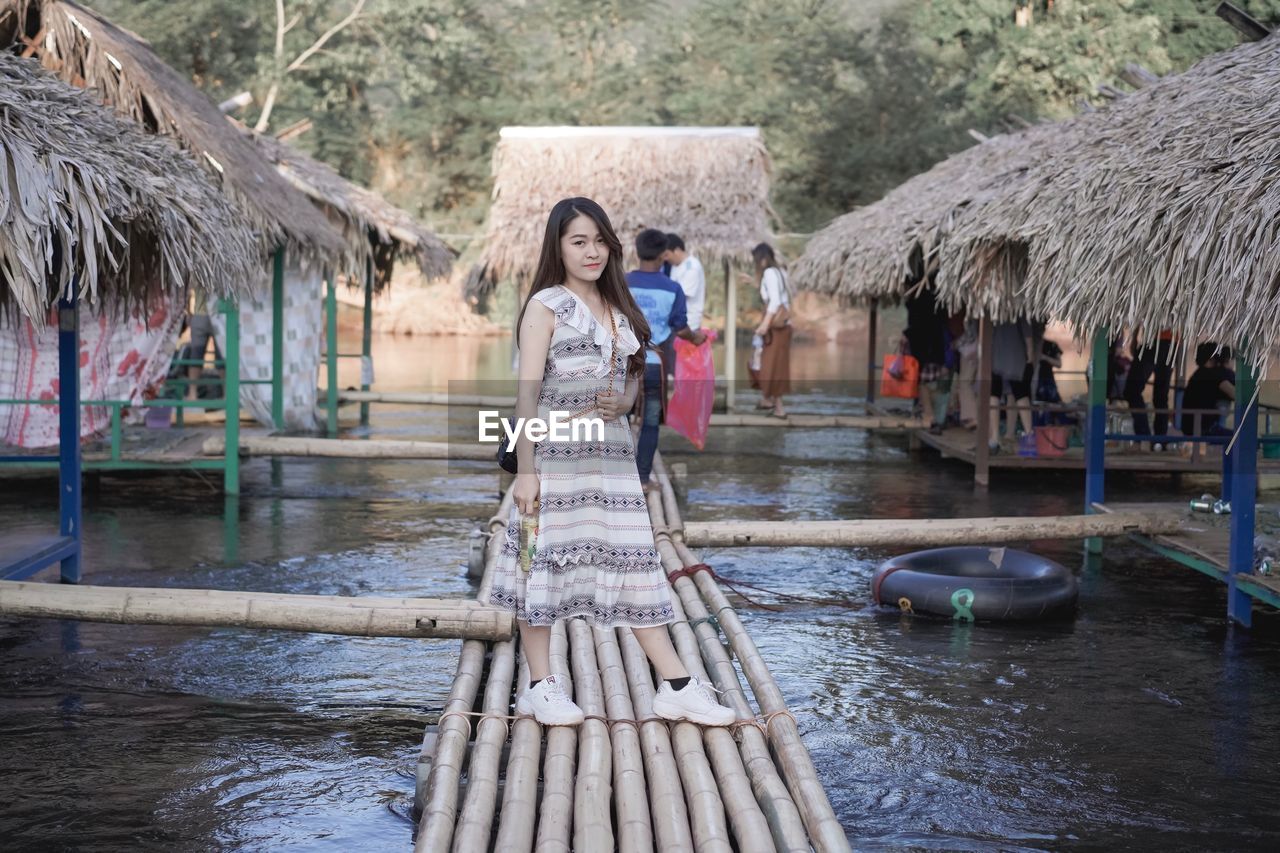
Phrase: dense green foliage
[{"left": 92, "top": 0, "right": 1280, "bottom": 233}]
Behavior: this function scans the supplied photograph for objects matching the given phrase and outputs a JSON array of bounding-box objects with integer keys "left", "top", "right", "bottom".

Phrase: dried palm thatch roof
[
  {"left": 476, "top": 126, "right": 774, "bottom": 290},
  {"left": 251, "top": 131, "right": 454, "bottom": 288},
  {"left": 0, "top": 0, "right": 345, "bottom": 263},
  {"left": 790, "top": 126, "right": 1053, "bottom": 306},
  {"left": 938, "top": 33, "right": 1280, "bottom": 366},
  {"left": 0, "top": 52, "right": 258, "bottom": 319}
]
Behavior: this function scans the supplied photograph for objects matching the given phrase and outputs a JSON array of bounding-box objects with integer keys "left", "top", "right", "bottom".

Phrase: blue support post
[
  {"left": 1226, "top": 352, "right": 1258, "bottom": 626},
  {"left": 57, "top": 288, "right": 82, "bottom": 583},
  {"left": 1084, "top": 327, "right": 1109, "bottom": 554}
]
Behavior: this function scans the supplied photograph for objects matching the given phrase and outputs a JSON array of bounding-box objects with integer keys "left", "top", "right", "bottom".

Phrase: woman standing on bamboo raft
[
  {"left": 485, "top": 197, "right": 735, "bottom": 728},
  {"left": 749, "top": 242, "right": 792, "bottom": 417}
]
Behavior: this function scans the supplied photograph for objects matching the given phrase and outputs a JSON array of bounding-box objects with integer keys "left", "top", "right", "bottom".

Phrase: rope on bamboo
[
  {"left": 667, "top": 563, "right": 858, "bottom": 611},
  {"left": 435, "top": 707, "right": 794, "bottom": 731}
]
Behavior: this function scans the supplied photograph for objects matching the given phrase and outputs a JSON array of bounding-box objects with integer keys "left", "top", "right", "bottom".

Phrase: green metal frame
[
  {"left": 1125, "top": 533, "right": 1226, "bottom": 582},
  {"left": 0, "top": 299, "right": 243, "bottom": 494},
  {"left": 321, "top": 258, "right": 377, "bottom": 435},
  {"left": 272, "top": 247, "right": 285, "bottom": 430},
  {"left": 325, "top": 274, "right": 339, "bottom": 435}
]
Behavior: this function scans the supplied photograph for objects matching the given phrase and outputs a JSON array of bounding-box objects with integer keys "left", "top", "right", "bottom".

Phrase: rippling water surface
[{"left": 2, "top": 336, "right": 1279, "bottom": 851}]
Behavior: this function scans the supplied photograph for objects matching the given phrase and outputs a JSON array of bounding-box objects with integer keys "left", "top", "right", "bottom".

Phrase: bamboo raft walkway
[{"left": 415, "top": 454, "right": 851, "bottom": 852}]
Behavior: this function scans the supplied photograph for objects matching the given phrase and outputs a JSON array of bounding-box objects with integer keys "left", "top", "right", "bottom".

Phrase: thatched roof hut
[
  {"left": 937, "top": 33, "right": 1280, "bottom": 365},
  {"left": 251, "top": 131, "right": 454, "bottom": 287},
  {"left": 0, "top": 0, "right": 345, "bottom": 264},
  {"left": 0, "top": 52, "right": 257, "bottom": 318},
  {"left": 790, "top": 125, "right": 1054, "bottom": 306},
  {"left": 475, "top": 126, "right": 774, "bottom": 290}
]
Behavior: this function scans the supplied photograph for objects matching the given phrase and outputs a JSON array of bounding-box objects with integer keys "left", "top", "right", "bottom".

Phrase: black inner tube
[{"left": 872, "top": 546, "right": 1078, "bottom": 621}]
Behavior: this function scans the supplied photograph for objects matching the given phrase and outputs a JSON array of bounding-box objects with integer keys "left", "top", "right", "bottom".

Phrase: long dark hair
[
  {"left": 518, "top": 197, "right": 651, "bottom": 376},
  {"left": 751, "top": 242, "right": 778, "bottom": 272},
  {"left": 752, "top": 241, "right": 788, "bottom": 296}
]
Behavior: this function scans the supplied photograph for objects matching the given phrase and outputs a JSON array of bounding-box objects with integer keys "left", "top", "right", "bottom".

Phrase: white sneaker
[
  {"left": 653, "top": 677, "right": 736, "bottom": 726},
  {"left": 515, "top": 674, "right": 584, "bottom": 726}
]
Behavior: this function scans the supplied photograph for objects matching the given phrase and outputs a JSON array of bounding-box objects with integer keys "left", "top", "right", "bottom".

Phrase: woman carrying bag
[{"left": 749, "top": 242, "right": 792, "bottom": 418}]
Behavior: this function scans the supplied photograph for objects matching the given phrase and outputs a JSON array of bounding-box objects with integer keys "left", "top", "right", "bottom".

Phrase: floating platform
[
  {"left": 414, "top": 459, "right": 851, "bottom": 852},
  {"left": 0, "top": 423, "right": 251, "bottom": 470},
  {"left": 915, "top": 424, "right": 1280, "bottom": 475},
  {"left": 1094, "top": 501, "right": 1280, "bottom": 611},
  {"left": 338, "top": 391, "right": 913, "bottom": 431}
]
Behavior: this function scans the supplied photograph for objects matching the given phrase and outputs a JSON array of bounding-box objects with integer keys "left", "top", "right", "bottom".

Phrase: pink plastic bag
[{"left": 666, "top": 330, "right": 718, "bottom": 450}]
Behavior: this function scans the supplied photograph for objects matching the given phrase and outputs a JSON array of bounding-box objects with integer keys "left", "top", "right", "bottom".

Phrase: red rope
[{"left": 667, "top": 562, "right": 855, "bottom": 611}]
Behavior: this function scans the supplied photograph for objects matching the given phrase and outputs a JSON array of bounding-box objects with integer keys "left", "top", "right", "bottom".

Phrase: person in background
[
  {"left": 626, "top": 228, "right": 707, "bottom": 490},
  {"left": 664, "top": 233, "right": 705, "bottom": 333},
  {"left": 903, "top": 285, "right": 952, "bottom": 435},
  {"left": 951, "top": 311, "right": 978, "bottom": 429},
  {"left": 1124, "top": 327, "right": 1176, "bottom": 450},
  {"left": 185, "top": 287, "right": 222, "bottom": 404},
  {"left": 1107, "top": 335, "right": 1132, "bottom": 402},
  {"left": 749, "top": 242, "right": 791, "bottom": 418},
  {"left": 989, "top": 317, "right": 1034, "bottom": 452},
  {"left": 1035, "top": 336, "right": 1065, "bottom": 425},
  {"left": 1180, "top": 343, "right": 1236, "bottom": 437}
]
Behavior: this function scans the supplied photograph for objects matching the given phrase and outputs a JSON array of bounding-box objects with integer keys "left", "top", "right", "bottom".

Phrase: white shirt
[
  {"left": 761, "top": 267, "right": 789, "bottom": 316},
  {"left": 669, "top": 256, "right": 706, "bottom": 331}
]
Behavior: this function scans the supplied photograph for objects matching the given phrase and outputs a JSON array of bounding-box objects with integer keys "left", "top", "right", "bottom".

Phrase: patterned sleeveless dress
[{"left": 485, "top": 285, "right": 675, "bottom": 629}]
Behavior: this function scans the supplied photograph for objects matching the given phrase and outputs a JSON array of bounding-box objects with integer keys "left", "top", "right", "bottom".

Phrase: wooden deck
[
  {"left": 414, "top": 458, "right": 850, "bottom": 852},
  {"left": 1094, "top": 501, "right": 1280, "bottom": 607},
  {"left": 915, "top": 424, "right": 1280, "bottom": 474},
  {"left": 0, "top": 422, "right": 269, "bottom": 468}
]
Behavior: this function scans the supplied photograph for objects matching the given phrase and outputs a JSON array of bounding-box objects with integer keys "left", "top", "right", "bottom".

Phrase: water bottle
[
  {"left": 519, "top": 512, "right": 538, "bottom": 573},
  {"left": 1212, "top": 499, "right": 1231, "bottom": 515}
]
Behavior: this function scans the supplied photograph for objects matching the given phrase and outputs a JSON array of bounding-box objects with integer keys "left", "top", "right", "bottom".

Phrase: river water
[{"left": 2, "top": 334, "right": 1278, "bottom": 851}]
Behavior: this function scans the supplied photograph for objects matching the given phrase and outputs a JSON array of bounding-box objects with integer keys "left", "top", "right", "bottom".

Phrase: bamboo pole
[
  {"left": 568, "top": 619, "right": 614, "bottom": 852},
  {"left": 975, "top": 316, "right": 994, "bottom": 488},
  {"left": 416, "top": 640, "right": 486, "bottom": 852},
  {"left": 725, "top": 258, "right": 737, "bottom": 412},
  {"left": 617, "top": 626, "right": 695, "bottom": 851},
  {"left": 647, "top": 481, "right": 808, "bottom": 852},
  {"left": 653, "top": 456, "right": 850, "bottom": 852},
  {"left": 338, "top": 390, "right": 517, "bottom": 407},
  {"left": 0, "top": 581, "right": 514, "bottom": 641},
  {"left": 666, "top": 572, "right": 804, "bottom": 853},
  {"left": 536, "top": 620, "right": 577, "bottom": 853},
  {"left": 670, "top": 713, "right": 733, "bottom": 853},
  {"left": 591, "top": 626, "right": 655, "bottom": 853},
  {"left": 675, "top": 537, "right": 849, "bottom": 853},
  {"left": 707, "top": 414, "right": 919, "bottom": 429},
  {"left": 494, "top": 648, "right": 542, "bottom": 853},
  {"left": 202, "top": 435, "right": 493, "bottom": 460},
  {"left": 479, "top": 487, "right": 515, "bottom": 605},
  {"left": 681, "top": 511, "right": 1183, "bottom": 548},
  {"left": 452, "top": 638, "right": 517, "bottom": 852}
]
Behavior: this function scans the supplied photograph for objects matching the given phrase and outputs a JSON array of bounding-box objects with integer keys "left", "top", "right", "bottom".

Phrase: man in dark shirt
[
  {"left": 626, "top": 228, "right": 706, "bottom": 489},
  {"left": 1181, "top": 343, "right": 1236, "bottom": 437}
]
